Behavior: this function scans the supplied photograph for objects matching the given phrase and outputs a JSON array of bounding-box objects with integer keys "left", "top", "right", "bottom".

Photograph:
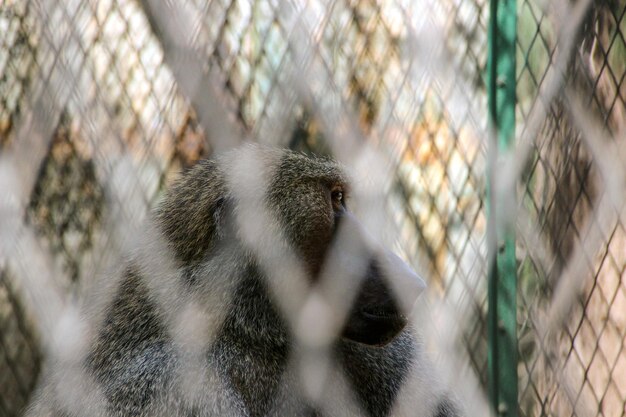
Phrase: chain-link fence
[
  {"left": 516, "top": 1, "right": 626, "bottom": 416},
  {"left": 0, "top": 0, "right": 624, "bottom": 416}
]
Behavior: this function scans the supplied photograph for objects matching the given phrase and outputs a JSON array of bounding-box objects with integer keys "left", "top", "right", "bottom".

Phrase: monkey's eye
[{"left": 331, "top": 188, "right": 344, "bottom": 209}]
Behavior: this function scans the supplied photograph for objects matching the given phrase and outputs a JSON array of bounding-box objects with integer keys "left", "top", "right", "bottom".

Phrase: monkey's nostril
[
  {"left": 360, "top": 307, "right": 404, "bottom": 319},
  {"left": 342, "top": 309, "right": 408, "bottom": 346}
]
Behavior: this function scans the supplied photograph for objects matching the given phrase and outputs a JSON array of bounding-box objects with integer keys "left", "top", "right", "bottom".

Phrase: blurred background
[{"left": 0, "top": 0, "right": 624, "bottom": 416}]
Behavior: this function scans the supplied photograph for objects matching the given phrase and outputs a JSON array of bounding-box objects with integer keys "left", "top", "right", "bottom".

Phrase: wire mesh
[
  {"left": 516, "top": 1, "right": 626, "bottom": 416},
  {"left": 0, "top": 0, "right": 623, "bottom": 416}
]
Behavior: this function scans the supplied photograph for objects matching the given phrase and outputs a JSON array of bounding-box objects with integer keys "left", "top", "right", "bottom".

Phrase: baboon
[{"left": 28, "top": 144, "right": 458, "bottom": 417}]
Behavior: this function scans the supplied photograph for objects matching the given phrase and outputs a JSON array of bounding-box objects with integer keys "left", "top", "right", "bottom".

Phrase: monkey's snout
[
  {"left": 379, "top": 251, "right": 426, "bottom": 314},
  {"left": 342, "top": 253, "right": 426, "bottom": 347}
]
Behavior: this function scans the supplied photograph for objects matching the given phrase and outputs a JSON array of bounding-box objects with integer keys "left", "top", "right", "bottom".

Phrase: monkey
[{"left": 27, "top": 144, "right": 459, "bottom": 417}]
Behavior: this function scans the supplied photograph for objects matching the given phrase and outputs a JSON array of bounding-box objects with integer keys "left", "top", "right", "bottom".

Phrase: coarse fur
[{"left": 27, "top": 144, "right": 459, "bottom": 417}]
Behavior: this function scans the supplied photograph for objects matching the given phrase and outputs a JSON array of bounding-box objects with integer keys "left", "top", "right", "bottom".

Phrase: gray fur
[{"left": 28, "top": 144, "right": 459, "bottom": 417}]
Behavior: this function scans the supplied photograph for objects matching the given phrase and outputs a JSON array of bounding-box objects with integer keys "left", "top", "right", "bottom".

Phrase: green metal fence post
[{"left": 487, "top": 0, "right": 518, "bottom": 416}]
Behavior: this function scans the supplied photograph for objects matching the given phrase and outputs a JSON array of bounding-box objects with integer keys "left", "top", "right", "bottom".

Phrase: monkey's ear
[
  {"left": 212, "top": 197, "right": 231, "bottom": 241},
  {"left": 156, "top": 160, "right": 227, "bottom": 264}
]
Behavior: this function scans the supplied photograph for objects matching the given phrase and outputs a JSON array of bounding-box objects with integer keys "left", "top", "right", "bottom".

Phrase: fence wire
[
  {"left": 516, "top": 1, "right": 626, "bottom": 416},
  {"left": 0, "top": 0, "right": 624, "bottom": 416}
]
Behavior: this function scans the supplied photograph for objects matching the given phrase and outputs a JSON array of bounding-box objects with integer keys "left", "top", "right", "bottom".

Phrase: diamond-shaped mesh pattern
[
  {"left": 0, "top": 2, "right": 40, "bottom": 148},
  {"left": 0, "top": 0, "right": 623, "bottom": 416},
  {"left": 516, "top": 1, "right": 626, "bottom": 416},
  {"left": 0, "top": 269, "right": 40, "bottom": 417},
  {"left": 26, "top": 112, "right": 105, "bottom": 285}
]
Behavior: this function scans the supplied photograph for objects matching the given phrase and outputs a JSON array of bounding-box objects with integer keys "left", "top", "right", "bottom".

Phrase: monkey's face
[
  {"left": 332, "top": 213, "right": 425, "bottom": 346},
  {"left": 268, "top": 153, "right": 347, "bottom": 277},
  {"left": 267, "top": 151, "right": 425, "bottom": 347}
]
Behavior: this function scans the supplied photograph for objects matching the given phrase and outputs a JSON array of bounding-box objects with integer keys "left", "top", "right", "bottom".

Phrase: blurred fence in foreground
[{"left": 0, "top": 0, "right": 625, "bottom": 416}]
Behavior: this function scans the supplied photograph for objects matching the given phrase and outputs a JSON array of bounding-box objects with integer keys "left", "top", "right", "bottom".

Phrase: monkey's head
[{"left": 158, "top": 144, "right": 425, "bottom": 347}]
